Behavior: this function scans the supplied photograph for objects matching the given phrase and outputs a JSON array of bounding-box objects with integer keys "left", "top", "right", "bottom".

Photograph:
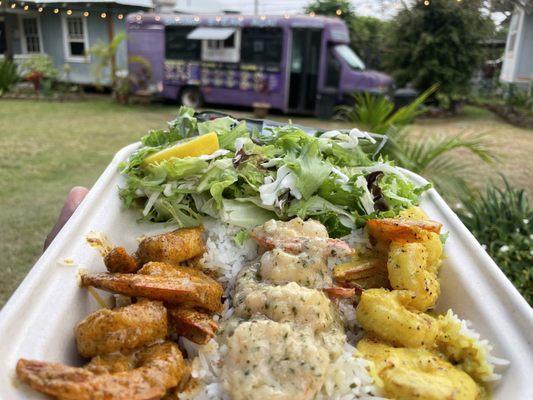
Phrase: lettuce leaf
[
  {"left": 285, "top": 141, "right": 332, "bottom": 199},
  {"left": 147, "top": 157, "right": 208, "bottom": 180},
  {"left": 167, "top": 106, "right": 198, "bottom": 140},
  {"left": 219, "top": 199, "right": 277, "bottom": 228},
  {"left": 196, "top": 159, "right": 238, "bottom": 207},
  {"left": 198, "top": 117, "right": 249, "bottom": 151}
]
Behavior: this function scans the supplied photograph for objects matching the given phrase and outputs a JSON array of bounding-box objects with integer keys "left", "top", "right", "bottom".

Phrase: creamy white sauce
[{"left": 220, "top": 219, "right": 347, "bottom": 399}]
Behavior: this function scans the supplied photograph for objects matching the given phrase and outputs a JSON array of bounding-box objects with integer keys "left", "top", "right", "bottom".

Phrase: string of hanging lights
[{"left": 4, "top": 1, "right": 125, "bottom": 19}]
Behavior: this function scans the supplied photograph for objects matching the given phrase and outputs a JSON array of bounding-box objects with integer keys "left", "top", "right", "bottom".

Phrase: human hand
[{"left": 44, "top": 186, "right": 89, "bottom": 251}]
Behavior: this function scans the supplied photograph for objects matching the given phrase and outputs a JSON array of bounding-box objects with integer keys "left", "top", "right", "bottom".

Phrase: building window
[
  {"left": 20, "top": 17, "right": 42, "bottom": 54},
  {"left": 62, "top": 15, "right": 89, "bottom": 61}
]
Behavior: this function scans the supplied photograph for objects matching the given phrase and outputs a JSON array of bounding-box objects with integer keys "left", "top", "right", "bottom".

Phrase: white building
[{"left": 501, "top": 7, "right": 533, "bottom": 87}]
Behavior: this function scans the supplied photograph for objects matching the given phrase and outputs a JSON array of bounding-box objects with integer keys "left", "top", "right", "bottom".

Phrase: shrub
[
  {"left": 456, "top": 179, "right": 533, "bottom": 305},
  {"left": 0, "top": 60, "right": 19, "bottom": 95},
  {"left": 385, "top": 0, "right": 494, "bottom": 110},
  {"left": 19, "top": 55, "right": 58, "bottom": 92},
  {"left": 19, "top": 54, "right": 58, "bottom": 79}
]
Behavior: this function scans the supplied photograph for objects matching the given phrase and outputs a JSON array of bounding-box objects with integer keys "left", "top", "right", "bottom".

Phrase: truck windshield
[{"left": 334, "top": 44, "right": 365, "bottom": 70}]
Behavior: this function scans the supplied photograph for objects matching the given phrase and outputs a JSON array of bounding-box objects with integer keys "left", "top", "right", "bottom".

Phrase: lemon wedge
[{"left": 142, "top": 132, "right": 220, "bottom": 166}]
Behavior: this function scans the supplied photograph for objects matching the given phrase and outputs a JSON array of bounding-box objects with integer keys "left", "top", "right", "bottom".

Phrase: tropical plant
[
  {"left": 19, "top": 54, "right": 58, "bottom": 91},
  {"left": 337, "top": 84, "right": 439, "bottom": 134},
  {"left": 87, "top": 32, "right": 126, "bottom": 87},
  {"left": 385, "top": 0, "right": 494, "bottom": 111},
  {"left": 382, "top": 129, "right": 495, "bottom": 197},
  {"left": 128, "top": 55, "right": 153, "bottom": 90},
  {"left": 0, "top": 60, "right": 19, "bottom": 95},
  {"left": 337, "top": 86, "right": 495, "bottom": 197},
  {"left": 456, "top": 178, "right": 533, "bottom": 305}
]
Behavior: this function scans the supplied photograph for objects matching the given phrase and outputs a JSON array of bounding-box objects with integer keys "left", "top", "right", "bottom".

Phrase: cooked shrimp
[
  {"left": 358, "top": 338, "right": 480, "bottom": 400},
  {"left": 75, "top": 299, "right": 167, "bottom": 358},
  {"left": 387, "top": 242, "right": 440, "bottom": 311},
  {"left": 16, "top": 342, "right": 186, "bottom": 400},
  {"left": 253, "top": 218, "right": 329, "bottom": 241},
  {"left": 81, "top": 264, "right": 223, "bottom": 313},
  {"left": 167, "top": 306, "right": 218, "bottom": 345},
  {"left": 85, "top": 353, "right": 135, "bottom": 375},
  {"left": 322, "top": 286, "right": 362, "bottom": 300},
  {"left": 252, "top": 218, "right": 353, "bottom": 257},
  {"left": 366, "top": 218, "right": 443, "bottom": 243},
  {"left": 104, "top": 247, "right": 139, "bottom": 273},
  {"left": 356, "top": 288, "right": 438, "bottom": 348},
  {"left": 366, "top": 217, "right": 443, "bottom": 267},
  {"left": 136, "top": 226, "right": 205, "bottom": 266},
  {"left": 259, "top": 248, "right": 332, "bottom": 288}
]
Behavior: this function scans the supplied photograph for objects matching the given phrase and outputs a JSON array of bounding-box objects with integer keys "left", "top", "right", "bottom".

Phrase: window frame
[
  {"left": 165, "top": 26, "right": 201, "bottom": 61},
  {"left": 201, "top": 30, "right": 240, "bottom": 63},
  {"left": 61, "top": 13, "right": 90, "bottom": 63},
  {"left": 18, "top": 14, "right": 44, "bottom": 55},
  {"left": 240, "top": 27, "right": 283, "bottom": 65}
]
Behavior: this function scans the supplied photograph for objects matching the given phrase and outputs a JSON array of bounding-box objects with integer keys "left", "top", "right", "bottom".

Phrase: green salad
[{"left": 119, "top": 107, "right": 429, "bottom": 238}]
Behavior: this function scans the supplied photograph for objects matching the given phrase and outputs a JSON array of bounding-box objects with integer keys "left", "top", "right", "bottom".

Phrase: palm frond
[
  {"left": 382, "top": 131, "right": 496, "bottom": 197},
  {"left": 384, "top": 84, "right": 439, "bottom": 129}
]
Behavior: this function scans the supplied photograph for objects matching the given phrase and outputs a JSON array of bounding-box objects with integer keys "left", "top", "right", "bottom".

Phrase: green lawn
[
  {"left": 0, "top": 99, "right": 532, "bottom": 307},
  {"left": 0, "top": 100, "right": 177, "bottom": 307}
]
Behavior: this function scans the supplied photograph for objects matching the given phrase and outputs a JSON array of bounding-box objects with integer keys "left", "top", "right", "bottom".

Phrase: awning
[{"left": 187, "top": 27, "right": 236, "bottom": 41}]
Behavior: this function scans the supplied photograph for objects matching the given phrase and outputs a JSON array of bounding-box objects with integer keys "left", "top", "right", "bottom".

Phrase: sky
[
  {"left": 217, "top": 0, "right": 507, "bottom": 24},
  {"left": 218, "top": 0, "right": 404, "bottom": 19}
]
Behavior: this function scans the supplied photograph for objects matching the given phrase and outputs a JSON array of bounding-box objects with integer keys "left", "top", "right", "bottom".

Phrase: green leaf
[
  {"left": 196, "top": 159, "right": 238, "bottom": 206},
  {"left": 147, "top": 157, "right": 208, "bottom": 180},
  {"left": 285, "top": 141, "right": 332, "bottom": 199},
  {"left": 167, "top": 106, "right": 198, "bottom": 140},
  {"left": 287, "top": 195, "right": 355, "bottom": 230},
  {"left": 198, "top": 117, "right": 249, "bottom": 151},
  {"left": 234, "top": 229, "right": 249, "bottom": 246},
  {"left": 220, "top": 199, "right": 277, "bottom": 228}
]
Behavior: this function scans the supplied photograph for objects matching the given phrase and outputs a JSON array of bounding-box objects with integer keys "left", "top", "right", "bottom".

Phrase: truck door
[{"left": 289, "top": 28, "right": 322, "bottom": 113}]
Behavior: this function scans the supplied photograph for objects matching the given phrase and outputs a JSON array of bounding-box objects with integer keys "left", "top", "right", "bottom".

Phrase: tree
[
  {"left": 349, "top": 16, "right": 389, "bottom": 70},
  {"left": 305, "top": 0, "right": 389, "bottom": 70},
  {"left": 385, "top": 0, "right": 494, "bottom": 110},
  {"left": 305, "top": 0, "right": 356, "bottom": 22}
]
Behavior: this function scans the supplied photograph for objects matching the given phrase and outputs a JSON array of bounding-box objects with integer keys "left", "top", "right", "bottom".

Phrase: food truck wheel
[{"left": 180, "top": 87, "right": 203, "bottom": 108}]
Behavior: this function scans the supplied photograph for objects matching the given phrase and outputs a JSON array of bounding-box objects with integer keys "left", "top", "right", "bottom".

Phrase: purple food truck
[{"left": 127, "top": 13, "right": 393, "bottom": 116}]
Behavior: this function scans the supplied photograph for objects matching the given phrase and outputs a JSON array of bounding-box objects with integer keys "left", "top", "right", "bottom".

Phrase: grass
[
  {"left": 0, "top": 99, "right": 177, "bottom": 307},
  {"left": 0, "top": 99, "right": 532, "bottom": 307}
]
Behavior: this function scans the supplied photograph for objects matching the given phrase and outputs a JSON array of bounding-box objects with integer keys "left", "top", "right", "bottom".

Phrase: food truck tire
[{"left": 180, "top": 86, "right": 203, "bottom": 108}]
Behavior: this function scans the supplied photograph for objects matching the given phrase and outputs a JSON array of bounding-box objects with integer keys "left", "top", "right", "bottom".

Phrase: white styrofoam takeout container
[{"left": 0, "top": 143, "right": 532, "bottom": 399}]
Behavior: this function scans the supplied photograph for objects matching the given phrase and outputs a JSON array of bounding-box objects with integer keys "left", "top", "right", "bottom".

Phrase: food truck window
[
  {"left": 334, "top": 44, "right": 365, "bottom": 70},
  {"left": 241, "top": 27, "right": 283, "bottom": 64},
  {"left": 166, "top": 27, "right": 201, "bottom": 60}
]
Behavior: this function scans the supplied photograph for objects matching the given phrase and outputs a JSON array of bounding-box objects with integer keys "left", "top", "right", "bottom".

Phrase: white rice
[
  {"left": 186, "top": 220, "right": 505, "bottom": 399},
  {"left": 187, "top": 220, "right": 383, "bottom": 399},
  {"left": 200, "top": 218, "right": 258, "bottom": 295},
  {"left": 444, "top": 310, "right": 510, "bottom": 382}
]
